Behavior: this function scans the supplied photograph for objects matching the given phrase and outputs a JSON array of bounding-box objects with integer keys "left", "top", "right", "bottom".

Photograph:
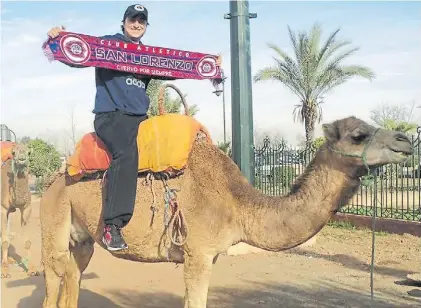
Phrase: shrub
[{"left": 270, "top": 166, "right": 296, "bottom": 187}]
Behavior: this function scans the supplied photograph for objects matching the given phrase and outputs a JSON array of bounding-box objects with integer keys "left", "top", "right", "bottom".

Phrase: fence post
[{"left": 225, "top": 0, "right": 257, "bottom": 185}]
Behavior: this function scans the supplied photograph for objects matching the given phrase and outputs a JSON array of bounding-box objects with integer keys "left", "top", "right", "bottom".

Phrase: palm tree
[
  {"left": 253, "top": 23, "right": 375, "bottom": 146},
  {"left": 146, "top": 79, "right": 199, "bottom": 117}
]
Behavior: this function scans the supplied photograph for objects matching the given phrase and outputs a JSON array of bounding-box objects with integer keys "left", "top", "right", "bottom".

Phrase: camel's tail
[{"left": 39, "top": 172, "right": 72, "bottom": 275}]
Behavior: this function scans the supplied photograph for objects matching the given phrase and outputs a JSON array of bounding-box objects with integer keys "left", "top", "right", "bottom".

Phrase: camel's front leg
[
  {"left": 1, "top": 207, "right": 11, "bottom": 278},
  {"left": 20, "top": 205, "right": 39, "bottom": 276},
  {"left": 183, "top": 253, "right": 214, "bottom": 308}
]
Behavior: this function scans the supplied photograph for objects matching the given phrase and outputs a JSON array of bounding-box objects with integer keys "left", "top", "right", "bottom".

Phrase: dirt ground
[{"left": 1, "top": 197, "right": 421, "bottom": 308}]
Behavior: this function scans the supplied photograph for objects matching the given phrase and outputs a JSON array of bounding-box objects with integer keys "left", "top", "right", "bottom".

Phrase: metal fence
[{"left": 253, "top": 127, "right": 421, "bottom": 222}]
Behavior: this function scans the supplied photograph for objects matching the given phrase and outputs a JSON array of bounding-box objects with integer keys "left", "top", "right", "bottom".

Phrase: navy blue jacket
[{"left": 62, "top": 33, "right": 174, "bottom": 115}]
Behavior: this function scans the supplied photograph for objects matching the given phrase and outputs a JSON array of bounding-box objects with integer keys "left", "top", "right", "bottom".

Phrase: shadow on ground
[
  {"left": 7, "top": 276, "right": 420, "bottom": 308},
  {"left": 394, "top": 278, "right": 421, "bottom": 299},
  {"left": 7, "top": 244, "right": 28, "bottom": 272},
  {"left": 407, "top": 289, "right": 421, "bottom": 298},
  {"left": 286, "top": 248, "right": 414, "bottom": 279},
  {"left": 6, "top": 272, "right": 100, "bottom": 308}
]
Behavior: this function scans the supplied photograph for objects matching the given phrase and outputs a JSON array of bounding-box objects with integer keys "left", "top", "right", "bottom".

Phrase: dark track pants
[{"left": 94, "top": 110, "right": 147, "bottom": 228}]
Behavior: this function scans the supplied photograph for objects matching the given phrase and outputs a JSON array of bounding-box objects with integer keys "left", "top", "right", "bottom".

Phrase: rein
[
  {"left": 328, "top": 127, "right": 380, "bottom": 306},
  {"left": 328, "top": 128, "right": 380, "bottom": 187}
]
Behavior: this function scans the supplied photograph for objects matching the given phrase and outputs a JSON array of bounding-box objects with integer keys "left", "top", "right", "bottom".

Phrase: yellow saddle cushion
[{"left": 66, "top": 114, "right": 212, "bottom": 179}]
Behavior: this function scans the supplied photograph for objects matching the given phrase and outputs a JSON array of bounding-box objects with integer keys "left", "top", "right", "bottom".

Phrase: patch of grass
[
  {"left": 327, "top": 220, "right": 393, "bottom": 237},
  {"left": 375, "top": 230, "right": 389, "bottom": 237},
  {"left": 327, "top": 220, "right": 355, "bottom": 230}
]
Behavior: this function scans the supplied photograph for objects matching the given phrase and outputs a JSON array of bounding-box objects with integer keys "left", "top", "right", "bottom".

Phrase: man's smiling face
[{"left": 123, "top": 16, "right": 147, "bottom": 42}]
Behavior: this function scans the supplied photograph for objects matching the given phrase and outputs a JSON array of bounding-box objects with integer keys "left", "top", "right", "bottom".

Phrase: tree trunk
[
  {"left": 303, "top": 103, "right": 316, "bottom": 148},
  {"left": 305, "top": 122, "right": 315, "bottom": 148}
]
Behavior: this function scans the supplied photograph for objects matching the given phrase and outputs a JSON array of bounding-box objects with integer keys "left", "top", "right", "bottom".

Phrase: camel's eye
[{"left": 350, "top": 132, "right": 368, "bottom": 143}]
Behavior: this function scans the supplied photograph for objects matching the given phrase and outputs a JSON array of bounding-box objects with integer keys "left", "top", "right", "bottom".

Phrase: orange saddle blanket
[
  {"left": 67, "top": 113, "right": 212, "bottom": 180},
  {"left": 1, "top": 141, "right": 15, "bottom": 163}
]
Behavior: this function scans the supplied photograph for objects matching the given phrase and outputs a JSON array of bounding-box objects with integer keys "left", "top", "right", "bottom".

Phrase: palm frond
[
  {"left": 254, "top": 66, "right": 306, "bottom": 101},
  {"left": 253, "top": 67, "right": 283, "bottom": 82},
  {"left": 318, "top": 28, "right": 341, "bottom": 62},
  {"left": 322, "top": 47, "right": 360, "bottom": 71},
  {"left": 267, "top": 43, "right": 291, "bottom": 62},
  {"left": 340, "top": 65, "right": 376, "bottom": 80},
  {"left": 319, "top": 40, "right": 353, "bottom": 67},
  {"left": 287, "top": 26, "right": 301, "bottom": 64},
  {"left": 308, "top": 23, "right": 322, "bottom": 55}
]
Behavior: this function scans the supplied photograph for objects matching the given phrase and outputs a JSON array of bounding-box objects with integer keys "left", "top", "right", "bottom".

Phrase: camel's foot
[
  {"left": 26, "top": 264, "right": 41, "bottom": 276},
  {"left": 8, "top": 257, "right": 16, "bottom": 264},
  {"left": 19, "top": 257, "right": 40, "bottom": 276},
  {"left": 9, "top": 231, "right": 16, "bottom": 240},
  {"left": 1, "top": 262, "right": 11, "bottom": 278}
]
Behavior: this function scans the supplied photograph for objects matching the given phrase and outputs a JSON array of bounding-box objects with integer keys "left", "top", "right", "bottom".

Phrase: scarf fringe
[{"left": 42, "top": 40, "right": 55, "bottom": 62}]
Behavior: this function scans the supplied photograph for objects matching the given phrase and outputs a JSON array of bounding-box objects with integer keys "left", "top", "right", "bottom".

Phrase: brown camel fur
[
  {"left": 39, "top": 116, "right": 413, "bottom": 308},
  {"left": 1, "top": 143, "right": 39, "bottom": 278}
]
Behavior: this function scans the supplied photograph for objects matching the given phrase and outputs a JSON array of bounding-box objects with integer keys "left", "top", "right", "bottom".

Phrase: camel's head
[
  {"left": 322, "top": 116, "right": 413, "bottom": 176},
  {"left": 11, "top": 143, "right": 32, "bottom": 171}
]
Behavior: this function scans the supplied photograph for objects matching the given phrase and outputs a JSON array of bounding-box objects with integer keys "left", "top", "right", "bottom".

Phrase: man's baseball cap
[{"left": 123, "top": 4, "right": 149, "bottom": 25}]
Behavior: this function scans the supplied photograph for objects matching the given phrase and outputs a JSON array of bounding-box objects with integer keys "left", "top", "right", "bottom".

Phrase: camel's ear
[{"left": 322, "top": 123, "right": 339, "bottom": 142}]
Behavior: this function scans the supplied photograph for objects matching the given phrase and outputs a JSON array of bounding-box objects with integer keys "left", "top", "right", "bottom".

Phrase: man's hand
[
  {"left": 47, "top": 26, "right": 66, "bottom": 39},
  {"left": 216, "top": 54, "right": 222, "bottom": 67}
]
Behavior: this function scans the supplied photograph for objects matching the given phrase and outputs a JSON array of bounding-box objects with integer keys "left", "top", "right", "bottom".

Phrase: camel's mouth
[
  {"left": 389, "top": 148, "right": 412, "bottom": 156},
  {"left": 15, "top": 158, "right": 28, "bottom": 166},
  {"left": 387, "top": 147, "right": 413, "bottom": 164}
]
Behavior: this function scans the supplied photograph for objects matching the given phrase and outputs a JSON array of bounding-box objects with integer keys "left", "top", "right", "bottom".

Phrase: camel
[
  {"left": 39, "top": 116, "right": 413, "bottom": 308},
  {"left": 1, "top": 142, "right": 39, "bottom": 278}
]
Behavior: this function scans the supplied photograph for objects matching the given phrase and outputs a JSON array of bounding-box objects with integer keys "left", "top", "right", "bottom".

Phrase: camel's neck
[
  {"left": 14, "top": 169, "right": 29, "bottom": 184},
  {"left": 238, "top": 155, "right": 360, "bottom": 251},
  {"left": 11, "top": 163, "right": 30, "bottom": 204}
]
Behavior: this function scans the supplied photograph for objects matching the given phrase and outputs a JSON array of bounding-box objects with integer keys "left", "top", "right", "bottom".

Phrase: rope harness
[
  {"left": 329, "top": 128, "right": 380, "bottom": 305},
  {"left": 144, "top": 173, "right": 189, "bottom": 247}
]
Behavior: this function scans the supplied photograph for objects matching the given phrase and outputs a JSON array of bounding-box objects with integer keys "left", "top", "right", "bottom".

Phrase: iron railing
[{"left": 253, "top": 128, "right": 421, "bottom": 222}]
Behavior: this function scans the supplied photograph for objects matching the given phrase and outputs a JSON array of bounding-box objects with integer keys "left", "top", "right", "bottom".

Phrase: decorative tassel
[{"left": 42, "top": 40, "right": 55, "bottom": 62}]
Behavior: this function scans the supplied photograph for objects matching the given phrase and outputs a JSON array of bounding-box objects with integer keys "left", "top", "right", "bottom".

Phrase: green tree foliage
[
  {"left": 381, "top": 119, "right": 418, "bottom": 134},
  {"left": 271, "top": 166, "right": 296, "bottom": 187},
  {"left": 369, "top": 102, "right": 418, "bottom": 134},
  {"left": 146, "top": 79, "right": 199, "bottom": 117},
  {"left": 19, "top": 136, "right": 31, "bottom": 144},
  {"left": 369, "top": 102, "right": 419, "bottom": 168},
  {"left": 217, "top": 141, "right": 232, "bottom": 157},
  {"left": 311, "top": 136, "right": 326, "bottom": 151},
  {"left": 253, "top": 23, "right": 375, "bottom": 146},
  {"left": 27, "top": 138, "right": 62, "bottom": 178}
]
